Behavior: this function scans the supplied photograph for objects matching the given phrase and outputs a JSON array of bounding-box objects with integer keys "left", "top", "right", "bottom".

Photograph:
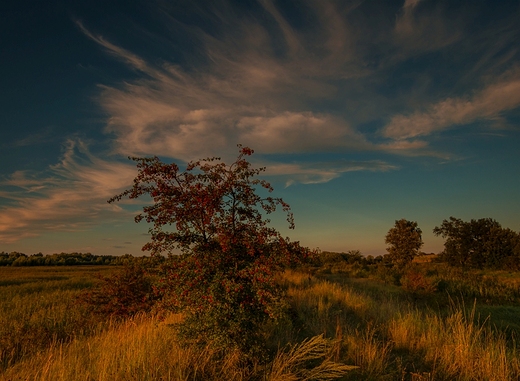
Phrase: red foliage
[
  {"left": 77, "top": 262, "right": 159, "bottom": 318},
  {"left": 109, "top": 145, "right": 310, "bottom": 352},
  {"left": 401, "top": 269, "right": 438, "bottom": 295}
]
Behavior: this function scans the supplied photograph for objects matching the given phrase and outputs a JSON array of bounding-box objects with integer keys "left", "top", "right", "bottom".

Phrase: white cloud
[
  {"left": 265, "top": 160, "right": 398, "bottom": 187},
  {"left": 76, "top": 21, "right": 150, "bottom": 73},
  {"left": 237, "top": 112, "right": 369, "bottom": 153},
  {"left": 0, "top": 140, "right": 136, "bottom": 243},
  {"left": 78, "top": 0, "right": 480, "bottom": 166},
  {"left": 394, "top": 0, "right": 462, "bottom": 54},
  {"left": 382, "top": 74, "right": 520, "bottom": 141},
  {"left": 77, "top": 4, "right": 374, "bottom": 162},
  {"left": 403, "top": 0, "right": 422, "bottom": 9}
]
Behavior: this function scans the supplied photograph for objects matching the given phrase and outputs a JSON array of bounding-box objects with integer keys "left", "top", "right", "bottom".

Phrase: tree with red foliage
[{"left": 109, "top": 145, "right": 310, "bottom": 354}]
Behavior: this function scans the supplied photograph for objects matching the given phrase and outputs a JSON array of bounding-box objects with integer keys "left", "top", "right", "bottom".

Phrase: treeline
[
  {"left": 311, "top": 250, "right": 390, "bottom": 280},
  {"left": 0, "top": 252, "right": 156, "bottom": 267},
  {"left": 317, "top": 217, "right": 520, "bottom": 272},
  {"left": 433, "top": 217, "right": 520, "bottom": 270}
]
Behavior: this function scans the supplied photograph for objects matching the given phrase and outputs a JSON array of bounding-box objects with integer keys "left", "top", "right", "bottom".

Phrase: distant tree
[
  {"left": 385, "top": 219, "right": 423, "bottom": 268},
  {"left": 343, "top": 250, "right": 363, "bottom": 264},
  {"left": 108, "top": 145, "right": 310, "bottom": 354},
  {"left": 319, "top": 251, "right": 345, "bottom": 265},
  {"left": 505, "top": 234, "right": 520, "bottom": 270},
  {"left": 434, "top": 217, "right": 520, "bottom": 269}
]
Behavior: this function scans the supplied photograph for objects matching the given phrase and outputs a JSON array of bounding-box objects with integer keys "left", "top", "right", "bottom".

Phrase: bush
[
  {"left": 376, "top": 264, "right": 403, "bottom": 286},
  {"left": 108, "top": 146, "right": 310, "bottom": 355},
  {"left": 77, "top": 262, "right": 160, "bottom": 318},
  {"left": 400, "top": 269, "right": 438, "bottom": 295}
]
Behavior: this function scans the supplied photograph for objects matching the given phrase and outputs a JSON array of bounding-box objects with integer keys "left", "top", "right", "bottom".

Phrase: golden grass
[
  {"left": 1, "top": 314, "right": 354, "bottom": 381},
  {"left": 283, "top": 270, "right": 520, "bottom": 380},
  {"left": 2, "top": 314, "right": 246, "bottom": 381},
  {"left": 2, "top": 267, "right": 520, "bottom": 380},
  {"left": 267, "top": 335, "right": 357, "bottom": 381},
  {"left": 0, "top": 267, "right": 110, "bottom": 370}
]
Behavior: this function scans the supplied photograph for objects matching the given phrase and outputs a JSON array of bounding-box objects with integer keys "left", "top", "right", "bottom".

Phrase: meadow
[{"left": 1, "top": 262, "right": 520, "bottom": 380}]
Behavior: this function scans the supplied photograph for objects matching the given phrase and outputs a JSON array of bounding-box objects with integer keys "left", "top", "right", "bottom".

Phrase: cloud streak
[
  {"left": 78, "top": 3, "right": 376, "bottom": 162},
  {"left": 80, "top": 0, "right": 515, "bottom": 164},
  {"left": 0, "top": 140, "right": 136, "bottom": 243},
  {"left": 265, "top": 160, "right": 398, "bottom": 187},
  {"left": 382, "top": 71, "right": 520, "bottom": 141}
]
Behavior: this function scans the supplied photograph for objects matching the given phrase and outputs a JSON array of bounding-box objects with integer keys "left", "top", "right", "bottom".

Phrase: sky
[{"left": 1, "top": 0, "right": 520, "bottom": 256}]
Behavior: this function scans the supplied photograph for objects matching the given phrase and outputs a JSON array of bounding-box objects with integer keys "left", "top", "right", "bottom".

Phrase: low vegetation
[
  {"left": 0, "top": 252, "right": 143, "bottom": 266},
  {"left": 0, "top": 266, "right": 109, "bottom": 371},
  {"left": 1, "top": 261, "right": 520, "bottom": 380}
]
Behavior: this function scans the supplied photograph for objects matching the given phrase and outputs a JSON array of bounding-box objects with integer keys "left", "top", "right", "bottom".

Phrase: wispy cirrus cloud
[
  {"left": 382, "top": 70, "right": 520, "bottom": 141},
  {"left": 394, "top": 0, "right": 463, "bottom": 54},
  {"left": 12, "top": 126, "right": 56, "bottom": 147},
  {"left": 76, "top": 1, "right": 376, "bottom": 162},
  {"left": 237, "top": 112, "right": 370, "bottom": 153},
  {"left": 265, "top": 160, "right": 398, "bottom": 187},
  {"left": 76, "top": 21, "right": 150, "bottom": 73},
  {"left": 0, "top": 140, "right": 136, "bottom": 243},
  {"left": 75, "top": 0, "right": 520, "bottom": 176},
  {"left": 78, "top": 0, "right": 500, "bottom": 166}
]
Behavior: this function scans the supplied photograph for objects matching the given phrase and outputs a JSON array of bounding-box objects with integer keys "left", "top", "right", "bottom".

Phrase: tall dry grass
[
  {"left": 0, "top": 267, "right": 111, "bottom": 370},
  {"left": 283, "top": 270, "right": 520, "bottom": 380},
  {"left": 388, "top": 305, "right": 520, "bottom": 380},
  {"left": 282, "top": 271, "right": 394, "bottom": 378},
  {"left": 2, "top": 267, "right": 520, "bottom": 380},
  {"left": 267, "top": 335, "right": 358, "bottom": 381},
  {"left": 1, "top": 314, "right": 353, "bottom": 381},
  {"left": 1, "top": 267, "right": 354, "bottom": 381},
  {"left": 2, "top": 314, "right": 250, "bottom": 381}
]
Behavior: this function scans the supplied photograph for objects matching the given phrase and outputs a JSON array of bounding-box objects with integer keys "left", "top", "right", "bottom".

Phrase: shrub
[
  {"left": 400, "top": 269, "right": 438, "bottom": 295},
  {"left": 376, "top": 264, "right": 403, "bottom": 286},
  {"left": 108, "top": 146, "right": 310, "bottom": 355},
  {"left": 77, "top": 261, "right": 160, "bottom": 318}
]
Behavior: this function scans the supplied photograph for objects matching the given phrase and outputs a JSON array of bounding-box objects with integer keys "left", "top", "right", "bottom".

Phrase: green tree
[
  {"left": 434, "top": 217, "right": 520, "bottom": 269},
  {"left": 109, "top": 146, "right": 309, "bottom": 355},
  {"left": 385, "top": 219, "right": 423, "bottom": 268}
]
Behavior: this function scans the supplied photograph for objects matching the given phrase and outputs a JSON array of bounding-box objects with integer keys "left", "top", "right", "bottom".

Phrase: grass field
[
  {"left": 1, "top": 265, "right": 519, "bottom": 380},
  {"left": 0, "top": 266, "right": 115, "bottom": 372}
]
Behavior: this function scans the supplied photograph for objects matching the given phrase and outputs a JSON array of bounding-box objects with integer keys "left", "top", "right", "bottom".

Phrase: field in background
[
  {"left": 1, "top": 265, "right": 519, "bottom": 380},
  {"left": 0, "top": 266, "right": 115, "bottom": 372}
]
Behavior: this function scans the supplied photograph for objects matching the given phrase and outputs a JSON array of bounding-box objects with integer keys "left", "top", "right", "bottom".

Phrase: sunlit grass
[
  {"left": 1, "top": 266, "right": 520, "bottom": 380},
  {"left": 2, "top": 314, "right": 250, "bottom": 381},
  {"left": 1, "top": 313, "right": 353, "bottom": 381},
  {"left": 0, "top": 267, "right": 115, "bottom": 370},
  {"left": 282, "top": 270, "right": 520, "bottom": 380}
]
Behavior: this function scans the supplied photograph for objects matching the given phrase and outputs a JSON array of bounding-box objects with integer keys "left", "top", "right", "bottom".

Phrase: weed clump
[{"left": 77, "top": 261, "right": 160, "bottom": 318}]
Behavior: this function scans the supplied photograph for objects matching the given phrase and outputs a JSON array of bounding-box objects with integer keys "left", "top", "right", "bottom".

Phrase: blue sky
[{"left": 1, "top": 0, "right": 519, "bottom": 256}]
